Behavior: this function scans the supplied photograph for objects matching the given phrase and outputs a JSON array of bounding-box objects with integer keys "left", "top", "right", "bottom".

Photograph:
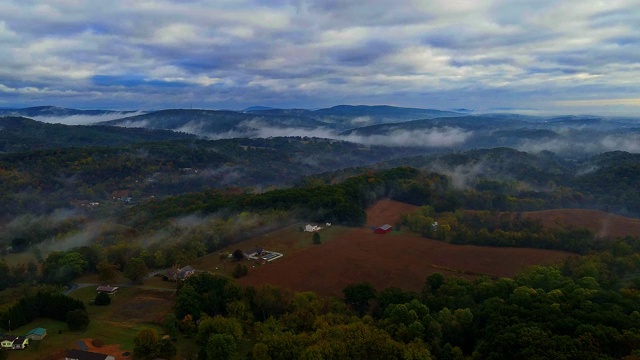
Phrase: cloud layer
[{"left": 1, "top": 1, "right": 639, "bottom": 114}]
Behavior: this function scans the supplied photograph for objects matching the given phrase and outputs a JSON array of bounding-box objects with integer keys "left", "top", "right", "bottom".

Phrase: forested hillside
[
  {"left": 0, "top": 116, "right": 193, "bottom": 152},
  {"left": 0, "top": 138, "right": 428, "bottom": 217}
]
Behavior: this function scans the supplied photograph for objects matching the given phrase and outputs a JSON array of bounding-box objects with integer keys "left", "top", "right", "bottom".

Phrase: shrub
[
  {"left": 94, "top": 292, "right": 111, "bottom": 306},
  {"left": 67, "top": 309, "right": 90, "bottom": 331},
  {"left": 232, "top": 264, "right": 248, "bottom": 279},
  {"left": 91, "top": 338, "right": 104, "bottom": 348}
]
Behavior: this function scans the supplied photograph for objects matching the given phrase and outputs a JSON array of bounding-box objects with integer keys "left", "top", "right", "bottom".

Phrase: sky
[{"left": 1, "top": 0, "right": 639, "bottom": 114}]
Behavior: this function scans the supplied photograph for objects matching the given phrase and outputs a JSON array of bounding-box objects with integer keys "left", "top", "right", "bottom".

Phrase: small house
[
  {"left": 65, "top": 349, "right": 115, "bottom": 360},
  {"left": 243, "top": 248, "right": 264, "bottom": 259},
  {"left": 26, "top": 327, "right": 47, "bottom": 340},
  {"left": 171, "top": 265, "right": 195, "bottom": 281},
  {"left": 375, "top": 224, "right": 393, "bottom": 234},
  {"left": 12, "top": 336, "right": 29, "bottom": 349},
  {"left": 96, "top": 285, "right": 119, "bottom": 295},
  {"left": 1, "top": 335, "right": 16, "bottom": 349}
]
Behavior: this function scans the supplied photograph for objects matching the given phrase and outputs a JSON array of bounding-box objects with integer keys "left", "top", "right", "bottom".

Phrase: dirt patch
[
  {"left": 73, "top": 338, "right": 130, "bottom": 360},
  {"left": 109, "top": 290, "right": 173, "bottom": 324},
  {"left": 522, "top": 209, "right": 640, "bottom": 239},
  {"left": 366, "top": 199, "right": 417, "bottom": 226},
  {"left": 240, "top": 200, "right": 573, "bottom": 296},
  {"left": 192, "top": 222, "right": 352, "bottom": 276}
]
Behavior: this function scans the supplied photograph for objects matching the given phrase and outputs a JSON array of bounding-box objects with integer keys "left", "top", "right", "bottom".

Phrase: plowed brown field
[
  {"left": 522, "top": 209, "right": 640, "bottom": 238},
  {"left": 239, "top": 200, "right": 574, "bottom": 296}
]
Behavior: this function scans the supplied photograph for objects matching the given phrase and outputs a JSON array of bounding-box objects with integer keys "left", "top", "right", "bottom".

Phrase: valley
[{"left": 2, "top": 105, "right": 640, "bottom": 359}]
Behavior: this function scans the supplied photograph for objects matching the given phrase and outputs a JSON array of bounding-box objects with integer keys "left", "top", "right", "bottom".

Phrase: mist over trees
[{"left": 2, "top": 107, "right": 640, "bottom": 358}]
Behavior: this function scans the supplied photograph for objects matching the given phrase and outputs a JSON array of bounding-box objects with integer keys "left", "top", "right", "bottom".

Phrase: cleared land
[
  {"left": 522, "top": 209, "right": 640, "bottom": 239},
  {"left": 239, "top": 200, "right": 574, "bottom": 296},
  {"left": 191, "top": 222, "right": 352, "bottom": 276}
]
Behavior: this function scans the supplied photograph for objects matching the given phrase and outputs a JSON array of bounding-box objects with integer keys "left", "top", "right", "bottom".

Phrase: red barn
[{"left": 375, "top": 224, "right": 393, "bottom": 234}]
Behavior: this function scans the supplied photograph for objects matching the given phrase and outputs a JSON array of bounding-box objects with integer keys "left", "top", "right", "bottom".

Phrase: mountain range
[{"left": 1, "top": 105, "right": 640, "bottom": 155}]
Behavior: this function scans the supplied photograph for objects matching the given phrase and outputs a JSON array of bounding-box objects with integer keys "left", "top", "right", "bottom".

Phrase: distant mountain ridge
[
  {"left": 99, "top": 109, "right": 334, "bottom": 136},
  {"left": 3, "top": 104, "right": 640, "bottom": 155},
  {"left": 0, "top": 106, "right": 138, "bottom": 118},
  {"left": 98, "top": 105, "right": 465, "bottom": 137}
]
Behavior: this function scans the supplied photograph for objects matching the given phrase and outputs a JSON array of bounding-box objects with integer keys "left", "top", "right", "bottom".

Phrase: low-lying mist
[
  {"left": 32, "top": 111, "right": 145, "bottom": 125},
  {"left": 173, "top": 119, "right": 474, "bottom": 148}
]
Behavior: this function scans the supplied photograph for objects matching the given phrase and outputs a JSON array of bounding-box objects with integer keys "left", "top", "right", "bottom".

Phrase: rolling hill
[
  {"left": 0, "top": 116, "right": 194, "bottom": 152},
  {"left": 100, "top": 109, "right": 334, "bottom": 136}
]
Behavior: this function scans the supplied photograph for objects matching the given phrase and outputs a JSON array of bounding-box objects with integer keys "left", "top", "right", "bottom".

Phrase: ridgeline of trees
[
  {"left": 129, "top": 166, "right": 424, "bottom": 228},
  {"left": 399, "top": 207, "right": 613, "bottom": 254},
  {"left": 0, "top": 291, "right": 86, "bottom": 331}
]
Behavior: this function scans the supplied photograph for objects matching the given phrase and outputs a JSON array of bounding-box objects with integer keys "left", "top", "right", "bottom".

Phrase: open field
[
  {"left": 365, "top": 199, "right": 418, "bottom": 226},
  {"left": 191, "top": 222, "right": 352, "bottom": 276},
  {"left": 70, "top": 286, "right": 173, "bottom": 325},
  {"left": 239, "top": 227, "right": 573, "bottom": 296},
  {"left": 522, "top": 209, "right": 640, "bottom": 239},
  {"left": 239, "top": 199, "right": 574, "bottom": 296}
]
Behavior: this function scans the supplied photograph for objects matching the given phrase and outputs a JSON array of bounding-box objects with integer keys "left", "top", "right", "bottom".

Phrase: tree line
[
  {"left": 0, "top": 291, "right": 87, "bottom": 331},
  {"left": 399, "top": 207, "right": 615, "bottom": 254}
]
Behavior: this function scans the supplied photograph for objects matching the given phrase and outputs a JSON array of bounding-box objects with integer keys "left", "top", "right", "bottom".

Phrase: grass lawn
[
  {"left": 5, "top": 317, "right": 143, "bottom": 360},
  {"left": 69, "top": 286, "right": 173, "bottom": 326},
  {"left": 4, "top": 286, "right": 174, "bottom": 359}
]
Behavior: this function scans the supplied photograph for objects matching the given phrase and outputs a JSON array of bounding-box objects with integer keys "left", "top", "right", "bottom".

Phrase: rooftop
[
  {"left": 96, "top": 285, "right": 119, "bottom": 292},
  {"left": 66, "top": 349, "right": 111, "bottom": 360},
  {"left": 26, "top": 328, "right": 47, "bottom": 336}
]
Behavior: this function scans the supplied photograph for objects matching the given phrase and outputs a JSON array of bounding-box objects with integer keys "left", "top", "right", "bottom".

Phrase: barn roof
[
  {"left": 66, "top": 349, "right": 111, "bottom": 360},
  {"left": 96, "top": 285, "right": 119, "bottom": 292},
  {"left": 26, "top": 328, "right": 47, "bottom": 336},
  {"left": 377, "top": 224, "right": 393, "bottom": 230}
]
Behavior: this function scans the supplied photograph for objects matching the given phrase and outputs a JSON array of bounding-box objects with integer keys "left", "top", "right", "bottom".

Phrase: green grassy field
[
  {"left": 3, "top": 285, "right": 172, "bottom": 359},
  {"left": 4, "top": 317, "right": 144, "bottom": 360}
]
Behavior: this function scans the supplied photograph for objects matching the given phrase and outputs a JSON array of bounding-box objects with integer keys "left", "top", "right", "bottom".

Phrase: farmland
[
  {"left": 239, "top": 200, "right": 575, "bottom": 296},
  {"left": 522, "top": 208, "right": 640, "bottom": 239},
  {"left": 190, "top": 221, "right": 352, "bottom": 276}
]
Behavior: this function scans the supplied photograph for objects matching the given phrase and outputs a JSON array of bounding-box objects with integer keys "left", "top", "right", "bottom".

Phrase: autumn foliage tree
[
  {"left": 133, "top": 328, "right": 161, "bottom": 360},
  {"left": 124, "top": 257, "right": 148, "bottom": 284}
]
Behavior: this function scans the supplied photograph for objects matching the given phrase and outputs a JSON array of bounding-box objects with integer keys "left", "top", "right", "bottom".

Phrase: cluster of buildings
[
  {"left": 243, "top": 248, "right": 284, "bottom": 263},
  {"left": 0, "top": 327, "right": 46, "bottom": 350}
]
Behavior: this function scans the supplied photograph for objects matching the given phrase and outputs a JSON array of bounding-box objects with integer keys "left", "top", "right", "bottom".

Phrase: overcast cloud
[{"left": 1, "top": 0, "right": 639, "bottom": 114}]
